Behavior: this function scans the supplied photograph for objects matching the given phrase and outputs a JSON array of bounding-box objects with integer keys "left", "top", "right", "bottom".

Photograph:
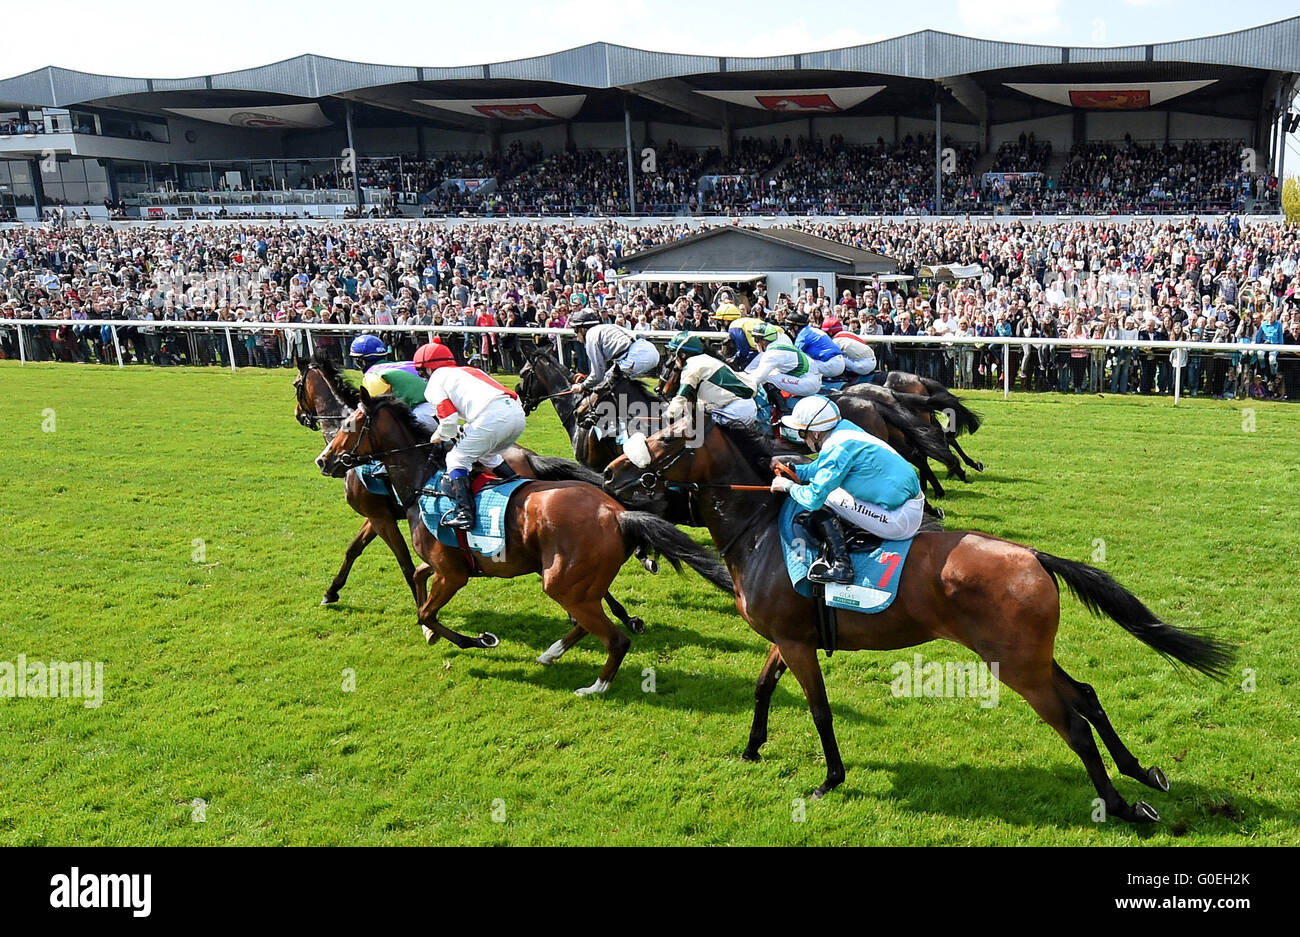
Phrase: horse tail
[
  {"left": 864, "top": 394, "right": 956, "bottom": 469},
  {"left": 524, "top": 453, "right": 603, "bottom": 487},
  {"left": 917, "top": 378, "right": 983, "bottom": 435},
  {"left": 616, "top": 511, "right": 734, "bottom": 594},
  {"left": 1032, "top": 551, "right": 1234, "bottom": 680}
]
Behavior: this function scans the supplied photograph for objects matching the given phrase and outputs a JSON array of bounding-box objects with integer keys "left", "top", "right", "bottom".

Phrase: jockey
[
  {"left": 719, "top": 310, "right": 768, "bottom": 371},
  {"left": 416, "top": 342, "right": 527, "bottom": 530},
  {"left": 361, "top": 347, "right": 439, "bottom": 435},
  {"left": 350, "top": 333, "right": 389, "bottom": 372},
  {"left": 745, "top": 321, "right": 822, "bottom": 399},
  {"left": 788, "top": 312, "right": 847, "bottom": 379},
  {"left": 822, "top": 316, "right": 879, "bottom": 378},
  {"left": 662, "top": 331, "right": 757, "bottom": 427},
  {"left": 570, "top": 308, "right": 660, "bottom": 392},
  {"left": 770, "top": 396, "right": 924, "bottom": 584}
]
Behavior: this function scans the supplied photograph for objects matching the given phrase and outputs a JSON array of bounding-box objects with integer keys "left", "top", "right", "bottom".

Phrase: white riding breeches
[
  {"left": 812, "top": 354, "right": 846, "bottom": 378},
  {"left": 824, "top": 491, "right": 925, "bottom": 541},
  {"left": 764, "top": 369, "right": 822, "bottom": 397},
  {"left": 709, "top": 396, "right": 758, "bottom": 426},
  {"left": 842, "top": 351, "right": 877, "bottom": 375},
  {"left": 616, "top": 339, "right": 661, "bottom": 378},
  {"left": 410, "top": 402, "right": 441, "bottom": 435},
  {"left": 445, "top": 396, "right": 527, "bottom": 474}
]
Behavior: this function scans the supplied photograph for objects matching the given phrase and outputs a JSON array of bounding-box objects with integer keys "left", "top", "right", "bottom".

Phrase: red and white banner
[
  {"left": 416, "top": 95, "right": 586, "bottom": 121},
  {"left": 695, "top": 86, "right": 885, "bottom": 113},
  {"left": 1003, "top": 80, "right": 1216, "bottom": 110},
  {"left": 163, "top": 104, "right": 333, "bottom": 128}
]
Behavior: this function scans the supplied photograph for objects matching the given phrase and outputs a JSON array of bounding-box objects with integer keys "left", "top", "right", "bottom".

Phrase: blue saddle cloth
[
  {"left": 777, "top": 500, "right": 913, "bottom": 612},
  {"left": 418, "top": 470, "right": 530, "bottom": 558},
  {"left": 355, "top": 461, "right": 392, "bottom": 496}
]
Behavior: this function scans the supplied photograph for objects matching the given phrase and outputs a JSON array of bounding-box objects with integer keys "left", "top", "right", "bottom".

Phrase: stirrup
[
  {"left": 441, "top": 507, "right": 475, "bottom": 530},
  {"left": 808, "top": 556, "right": 854, "bottom": 585}
]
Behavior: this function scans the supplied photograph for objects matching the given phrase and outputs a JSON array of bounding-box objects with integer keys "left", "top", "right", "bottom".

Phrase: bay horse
[
  {"left": 294, "top": 355, "right": 649, "bottom": 632},
  {"left": 602, "top": 416, "right": 1232, "bottom": 822},
  {"left": 316, "top": 390, "right": 733, "bottom": 694}
]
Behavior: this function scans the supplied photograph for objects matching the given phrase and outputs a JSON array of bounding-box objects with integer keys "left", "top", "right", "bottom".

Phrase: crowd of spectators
[{"left": 1, "top": 215, "right": 1296, "bottom": 398}]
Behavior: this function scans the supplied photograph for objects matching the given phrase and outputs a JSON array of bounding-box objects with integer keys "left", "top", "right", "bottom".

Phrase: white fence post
[
  {"left": 16, "top": 324, "right": 25, "bottom": 365},
  {"left": 225, "top": 328, "right": 237, "bottom": 372},
  {"left": 1174, "top": 357, "right": 1182, "bottom": 405},
  {"left": 1002, "top": 343, "right": 1010, "bottom": 400},
  {"left": 110, "top": 325, "right": 124, "bottom": 369}
]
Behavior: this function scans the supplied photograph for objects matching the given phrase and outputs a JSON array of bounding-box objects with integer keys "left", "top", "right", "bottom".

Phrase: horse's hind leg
[
  {"left": 999, "top": 659, "right": 1159, "bottom": 824},
  {"left": 547, "top": 594, "right": 630, "bottom": 696},
  {"left": 537, "top": 623, "right": 586, "bottom": 666},
  {"left": 1053, "top": 661, "right": 1169, "bottom": 793},
  {"left": 323, "top": 520, "right": 377, "bottom": 605},
  {"left": 742, "top": 644, "right": 788, "bottom": 762}
]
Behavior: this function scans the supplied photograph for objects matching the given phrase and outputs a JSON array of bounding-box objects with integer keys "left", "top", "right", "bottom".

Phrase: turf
[{"left": 3, "top": 360, "right": 1298, "bottom": 845}]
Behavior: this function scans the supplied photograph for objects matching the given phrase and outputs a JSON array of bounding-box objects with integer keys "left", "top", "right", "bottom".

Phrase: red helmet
[
  {"left": 414, "top": 342, "right": 455, "bottom": 370},
  {"left": 822, "top": 315, "right": 844, "bottom": 336}
]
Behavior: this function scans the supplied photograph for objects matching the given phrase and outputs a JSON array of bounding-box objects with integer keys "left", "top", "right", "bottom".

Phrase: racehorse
[
  {"left": 603, "top": 416, "right": 1232, "bottom": 822},
  {"left": 294, "top": 355, "right": 651, "bottom": 632},
  {"left": 316, "top": 390, "right": 734, "bottom": 694}
]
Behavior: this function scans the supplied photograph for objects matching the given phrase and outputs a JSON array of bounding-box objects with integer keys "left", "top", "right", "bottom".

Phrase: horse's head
[
  {"left": 295, "top": 355, "right": 358, "bottom": 440},
  {"left": 516, "top": 342, "right": 568, "bottom": 415},
  {"left": 602, "top": 409, "right": 714, "bottom": 508},
  {"left": 315, "top": 387, "right": 414, "bottom": 478},
  {"left": 655, "top": 354, "right": 683, "bottom": 399}
]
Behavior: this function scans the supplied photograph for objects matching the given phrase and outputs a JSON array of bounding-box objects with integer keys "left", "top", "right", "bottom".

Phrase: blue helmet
[{"left": 350, "top": 334, "right": 388, "bottom": 357}]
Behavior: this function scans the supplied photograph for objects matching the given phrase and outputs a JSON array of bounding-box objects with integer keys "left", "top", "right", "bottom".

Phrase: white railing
[{"left": 5, "top": 318, "right": 1297, "bottom": 406}]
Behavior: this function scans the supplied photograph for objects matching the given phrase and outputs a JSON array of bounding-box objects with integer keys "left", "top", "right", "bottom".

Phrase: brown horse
[
  {"left": 603, "top": 416, "right": 1232, "bottom": 822},
  {"left": 316, "top": 390, "right": 733, "bottom": 694},
  {"left": 294, "top": 355, "right": 649, "bottom": 632}
]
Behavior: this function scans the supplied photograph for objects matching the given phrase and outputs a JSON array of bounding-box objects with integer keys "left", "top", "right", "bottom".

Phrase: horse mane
[
  {"left": 310, "top": 352, "right": 360, "bottom": 409},
  {"left": 714, "top": 419, "right": 776, "bottom": 481},
  {"left": 369, "top": 395, "right": 426, "bottom": 441}
]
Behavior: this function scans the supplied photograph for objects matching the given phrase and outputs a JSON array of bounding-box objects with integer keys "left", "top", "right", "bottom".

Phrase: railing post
[
  {"left": 1173, "top": 352, "right": 1182, "bottom": 406},
  {"left": 17, "top": 324, "right": 26, "bottom": 365},
  {"left": 1003, "top": 342, "right": 1010, "bottom": 399},
  {"left": 110, "top": 325, "right": 125, "bottom": 369},
  {"left": 225, "top": 328, "right": 237, "bottom": 372}
]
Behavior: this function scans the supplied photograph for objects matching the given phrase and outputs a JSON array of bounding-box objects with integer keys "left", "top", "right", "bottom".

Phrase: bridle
[
  {"left": 295, "top": 363, "right": 351, "bottom": 438},
  {"left": 330, "top": 402, "right": 442, "bottom": 473}
]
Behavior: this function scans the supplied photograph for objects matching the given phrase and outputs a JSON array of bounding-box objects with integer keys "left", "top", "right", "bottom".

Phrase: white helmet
[{"left": 781, "top": 395, "right": 840, "bottom": 433}]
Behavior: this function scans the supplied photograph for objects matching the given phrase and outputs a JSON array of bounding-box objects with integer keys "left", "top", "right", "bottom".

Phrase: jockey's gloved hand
[
  {"left": 663, "top": 396, "right": 688, "bottom": 423},
  {"left": 770, "top": 477, "right": 795, "bottom": 494}
]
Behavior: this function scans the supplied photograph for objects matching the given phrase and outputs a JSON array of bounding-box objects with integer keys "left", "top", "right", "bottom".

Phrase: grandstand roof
[
  {"left": 1, "top": 17, "right": 1297, "bottom": 132},
  {"left": 619, "top": 227, "right": 898, "bottom": 278}
]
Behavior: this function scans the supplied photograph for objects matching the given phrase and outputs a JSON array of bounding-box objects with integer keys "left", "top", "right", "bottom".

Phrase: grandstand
[{"left": 0, "top": 17, "right": 1297, "bottom": 221}]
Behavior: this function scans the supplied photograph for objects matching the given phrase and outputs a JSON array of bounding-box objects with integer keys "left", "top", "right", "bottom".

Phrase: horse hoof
[
  {"left": 973, "top": 462, "right": 986, "bottom": 473},
  {"left": 421, "top": 624, "right": 440, "bottom": 646},
  {"left": 574, "top": 678, "right": 611, "bottom": 697},
  {"left": 1131, "top": 802, "right": 1160, "bottom": 824},
  {"left": 641, "top": 557, "right": 660, "bottom": 574},
  {"left": 478, "top": 632, "right": 500, "bottom": 649},
  {"left": 932, "top": 506, "right": 946, "bottom": 520},
  {"left": 1147, "top": 766, "right": 1170, "bottom": 792},
  {"left": 741, "top": 748, "right": 761, "bottom": 763},
  {"left": 320, "top": 594, "right": 338, "bottom": 606},
  {"left": 627, "top": 617, "right": 646, "bottom": 635}
]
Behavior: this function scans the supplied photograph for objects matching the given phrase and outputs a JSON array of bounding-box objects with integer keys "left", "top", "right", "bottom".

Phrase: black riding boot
[
  {"left": 441, "top": 474, "right": 476, "bottom": 530},
  {"left": 808, "top": 511, "right": 854, "bottom": 585}
]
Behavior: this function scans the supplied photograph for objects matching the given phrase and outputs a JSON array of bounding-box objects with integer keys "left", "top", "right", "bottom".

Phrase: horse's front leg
[
  {"left": 417, "top": 564, "right": 498, "bottom": 650},
  {"left": 322, "top": 520, "right": 377, "bottom": 605}
]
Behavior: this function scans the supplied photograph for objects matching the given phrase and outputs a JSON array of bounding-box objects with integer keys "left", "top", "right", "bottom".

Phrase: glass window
[
  {"left": 42, "top": 181, "right": 65, "bottom": 204},
  {"left": 84, "top": 159, "right": 106, "bottom": 183},
  {"left": 62, "top": 182, "right": 89, "bottom": 204},
  {"left": 87, "top": 181, "right": 110, "bottom": 202}
]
